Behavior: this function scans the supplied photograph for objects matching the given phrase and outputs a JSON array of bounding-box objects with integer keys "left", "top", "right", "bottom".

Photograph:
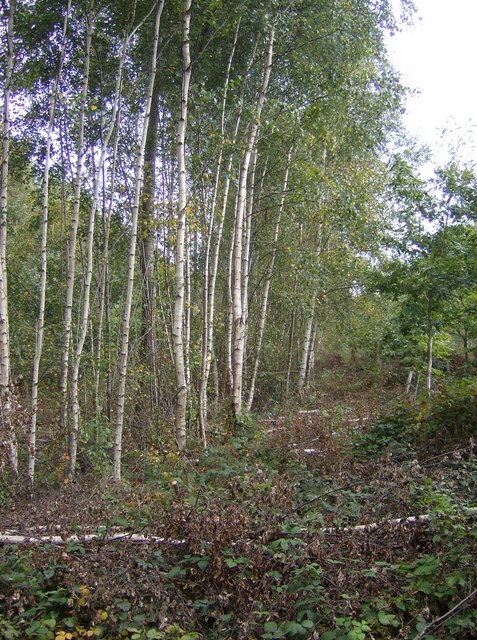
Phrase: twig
[
  {"left": 298, "top": 482, "right": 364, "bottom": 512},
  {"left": 414, "top": 588, "right": 477, "bottom": 639}
]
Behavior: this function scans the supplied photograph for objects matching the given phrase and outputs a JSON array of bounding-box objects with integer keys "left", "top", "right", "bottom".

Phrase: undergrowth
[{"left": 1, "top": 377, "right": 477, "bottom": 639}]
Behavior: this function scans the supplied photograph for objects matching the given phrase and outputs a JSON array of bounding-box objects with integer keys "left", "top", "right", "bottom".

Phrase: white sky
[{"left": 386, "top": 0, "right": 477, "bottom": 168}]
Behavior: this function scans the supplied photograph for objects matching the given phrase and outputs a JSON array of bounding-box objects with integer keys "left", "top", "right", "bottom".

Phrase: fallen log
[
  {"left": 0, "top": 531, "right": 185, "bottom": 545},
  {"left": 1, "top": 507, "right": 475, "bottom": 545}
]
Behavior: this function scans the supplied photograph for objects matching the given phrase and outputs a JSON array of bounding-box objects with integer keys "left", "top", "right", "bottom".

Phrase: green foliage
[
  {"left": 353, "top": 404, "right": 418, "bottom": 458},
  {"left": 421, "top": 377, "right": 477, "bottom": 446}
]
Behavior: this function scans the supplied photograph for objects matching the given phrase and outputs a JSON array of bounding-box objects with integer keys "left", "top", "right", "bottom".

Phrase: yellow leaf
[{"left": 101, "top": 611, "right": 108, "bottom": 621}]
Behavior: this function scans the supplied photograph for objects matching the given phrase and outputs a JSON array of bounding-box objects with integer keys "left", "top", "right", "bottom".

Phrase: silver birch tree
[
  {"left": 69, "top": 33, "right": 128, "bottom": 476},
  {"left": 28, "top": 1, "right": 72, "bottom": 488},
  {"left": 231, "top": 24, "right": 274, "bottom": 416},
  {"left": 0, "top": 0, "right": 15, "bottom": 475},
  {"left": 246, "top": 149, "right": 292, "bottom": 411},
  {"left": 172, "top": 0, "right": 192, "bottom": 450},
  {"left": 113, "top": 0, "right": 164, "bottom": 481},
  {"left": 58, "top": 2, "right": 93, "bottom": 438},
  {"left": 197, "top": 19, "right": 243, "bottom": 444}
]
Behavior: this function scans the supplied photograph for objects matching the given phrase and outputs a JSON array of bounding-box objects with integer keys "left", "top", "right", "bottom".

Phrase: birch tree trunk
[
  {"left": 231, "top": 24, "right": 275, "bottom": 417},
  {"left": 28, "top": 0, "right": 71, "bottom": 489},
  {"left": 139, "top": 75, "right": 160, "bottom": 409},
  {"left": 172, "top": 0, "right": 192, "bottom": 451},
  {"left": 184, "top": 223, "right": 191, "bottom": 390},
  {"left": 246, "top": 150, "right": 292, "bottom": 412},
  {"left": 306, "top": 321, "right": 317, "bottom": 388},
  {"left": 0, "top": 0, "right": 15, "bottom": 476},
  {"left": 58, "top": 4, "right": 93, "bottom": 438},
  {"left": 113, "top": 0, "right": 164, "bottom": 481},
  {"left": 426, "top": 295, "right": 434, "bottom": 395},
  {"left": 197, "top": 18, "right": 241, "bottom": 445},
  {"left": 69, "top": 34, "right": 127, "bottom": 476},
  {"left": 240, "top": 149, "right": 258, "bottom": 375},
  {"left": 285, "top": 308, "right": 296, "bottom": 399},
  {"left": 93, "top": 127, "right": 119, "bottom": 423},
  {"left": 297, "top": 303, "right": 315, "bottom": 393}
]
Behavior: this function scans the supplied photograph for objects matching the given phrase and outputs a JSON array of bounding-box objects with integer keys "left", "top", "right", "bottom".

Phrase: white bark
[
  {"left": 198, "top": 18, "right": 241, "bottom": 445},
  {"left": 93, "top": 129, "right": 119, "bottom": 422},
  {"left": 29, "top": 1, "right": 72, "bottom": 488},
  {"left": 405, "top": 369, "right": 414, "bottom": 395},
  {"left": 297, "top": 305, "right": 315, "bottom": 392},
  {"left": 246, "top": 150, "right": 292, "bottom": 411},
  {"left": 113, "top": 1, "right": 164, "bottom": 480},
  {"left": 3, "top": 507, "right": 476, "bottom": 545},
  {"left": 240, "top": 149, "right": 259, "bottom": 374},
  {"left": 58, "top": 5, "right": 93, "bottom": 437},
  {"left": 172, "top": 0, "right": 192, "bottom": 451},
  {"left": 69, "top": 34, "right": 127, "bottom": 476},
  {"left": 426, "top": 296, "right": 434, "bottom": 395},
  {"left": 285, "top": 309, "right": 296, "bottom": 398},
  {"left": 232, "top": 25, "right": 275, "bottom": 417},
  {"left": 184, "top": 225, "right": 191, "bottom": 389},
  {"left": 0, "top": 0, "right": 15, "bottom": 475},
  {"left": 0, "top": 531, "right": 185, "bottom": 545}
]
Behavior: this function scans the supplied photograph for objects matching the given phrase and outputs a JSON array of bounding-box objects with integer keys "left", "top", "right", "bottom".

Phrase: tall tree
[
  {"left": 58, "top": 0, "right": 93, "bottom": 440},
  {"left": 172, "top": 0, "right": 192, "bottom": 450},
  {"left": 0, "top": 0, "right": 16, "bottom": 476},
  {"left": 113, "top": 0, "right": 165, "bottom": 481},
  {"left": 231, "top": 22, "right": 275, "bottom": 417},
  {"left": 28, "top": 0, "right": 72, "bottom": 488}
]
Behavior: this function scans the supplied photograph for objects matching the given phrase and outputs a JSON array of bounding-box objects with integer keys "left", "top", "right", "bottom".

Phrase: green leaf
[
  {"left": 378, "top": 611, "right": 399, "bottom": 627},
  {"left": 115, "top": 599, "right": 132, "bottom": 612},
  {"left": 43, "top": 566, "right": 55, "bottom": 579},
  {"left": 166, "top": 565, "right": 184, "bottom": 578}
]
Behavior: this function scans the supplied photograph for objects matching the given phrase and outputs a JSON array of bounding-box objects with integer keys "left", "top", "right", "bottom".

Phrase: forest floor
[{"left": 1, "top": 364, "right": 476, "bottom": 640}]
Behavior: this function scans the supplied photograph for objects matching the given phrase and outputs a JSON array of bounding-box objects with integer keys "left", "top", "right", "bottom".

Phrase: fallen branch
[
  {"left": 1, "top": 507, "right": 475, "bottom": 545},
  {"left": 414, "top": 587, "right": 477, "bottom": 639},
  {"left": 0, "top": 531, "right": 185, "bottom": 545},
  {"left": 322, "top": 507, "right": 477, "bottom": 534}
]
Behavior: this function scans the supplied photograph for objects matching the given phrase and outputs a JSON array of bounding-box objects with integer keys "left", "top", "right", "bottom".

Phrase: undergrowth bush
[
  {"left": 2, "top": 384, "right": 477, "bottom": 639},
  {"left": 421, "top": 377, "right": 477, "bottom": 447}
]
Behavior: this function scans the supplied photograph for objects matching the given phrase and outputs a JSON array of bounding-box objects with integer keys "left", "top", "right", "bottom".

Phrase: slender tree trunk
[
  {"left": 28, "top": 1, "right": 71, "bottom": 489},
  {"left": 139, "top": 75, "right": 161, "bottom": 409},
  {"left": 306, "top": 320, "right": 317, "bottom": 388},
  {"left": 226, "top": 215, "right": 236, "bottom": 396},
  {"left": 285, "top": 309, "right": 296, "bottom": 399},
  {"left": 246, "top": 150, "right": 291, "bottom": 411},
  {"left": 232, "top": 24, "right": 275, "bottom": 417},
  {"left": 69, "top": 33, "right": 126, "bottom": 476},
  {"left": 0, "top": 0, "right": 16, "bottom": 476},
  {"left": 297, "top": 302, "right": 315, "bottom": 393},
  {"left": 58, "top": 4, "right": 93, "bottom": 439},
  {"left": 172, "top": 0, "right": 192, "bottom": 451},
  {"left": 94, "top": 127, "right": 119, "bottom": 422},
  {"left": 426, "top": 295, "right": 434, "bottom": 395},
  {"left": 113, "top": 0, "right": 164, "bottom": 480},
  {"left": 197, "top": 18, "right": 241, "bottom": 445},
  {"left": 405, "top": 369, "right": 414, "bottom": 395},
  {"left": 240, "top": 149, "right": 258, "bottom": 376},
  {"left": 184, "top": 223, "right": 191, "bottom": 390}
]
